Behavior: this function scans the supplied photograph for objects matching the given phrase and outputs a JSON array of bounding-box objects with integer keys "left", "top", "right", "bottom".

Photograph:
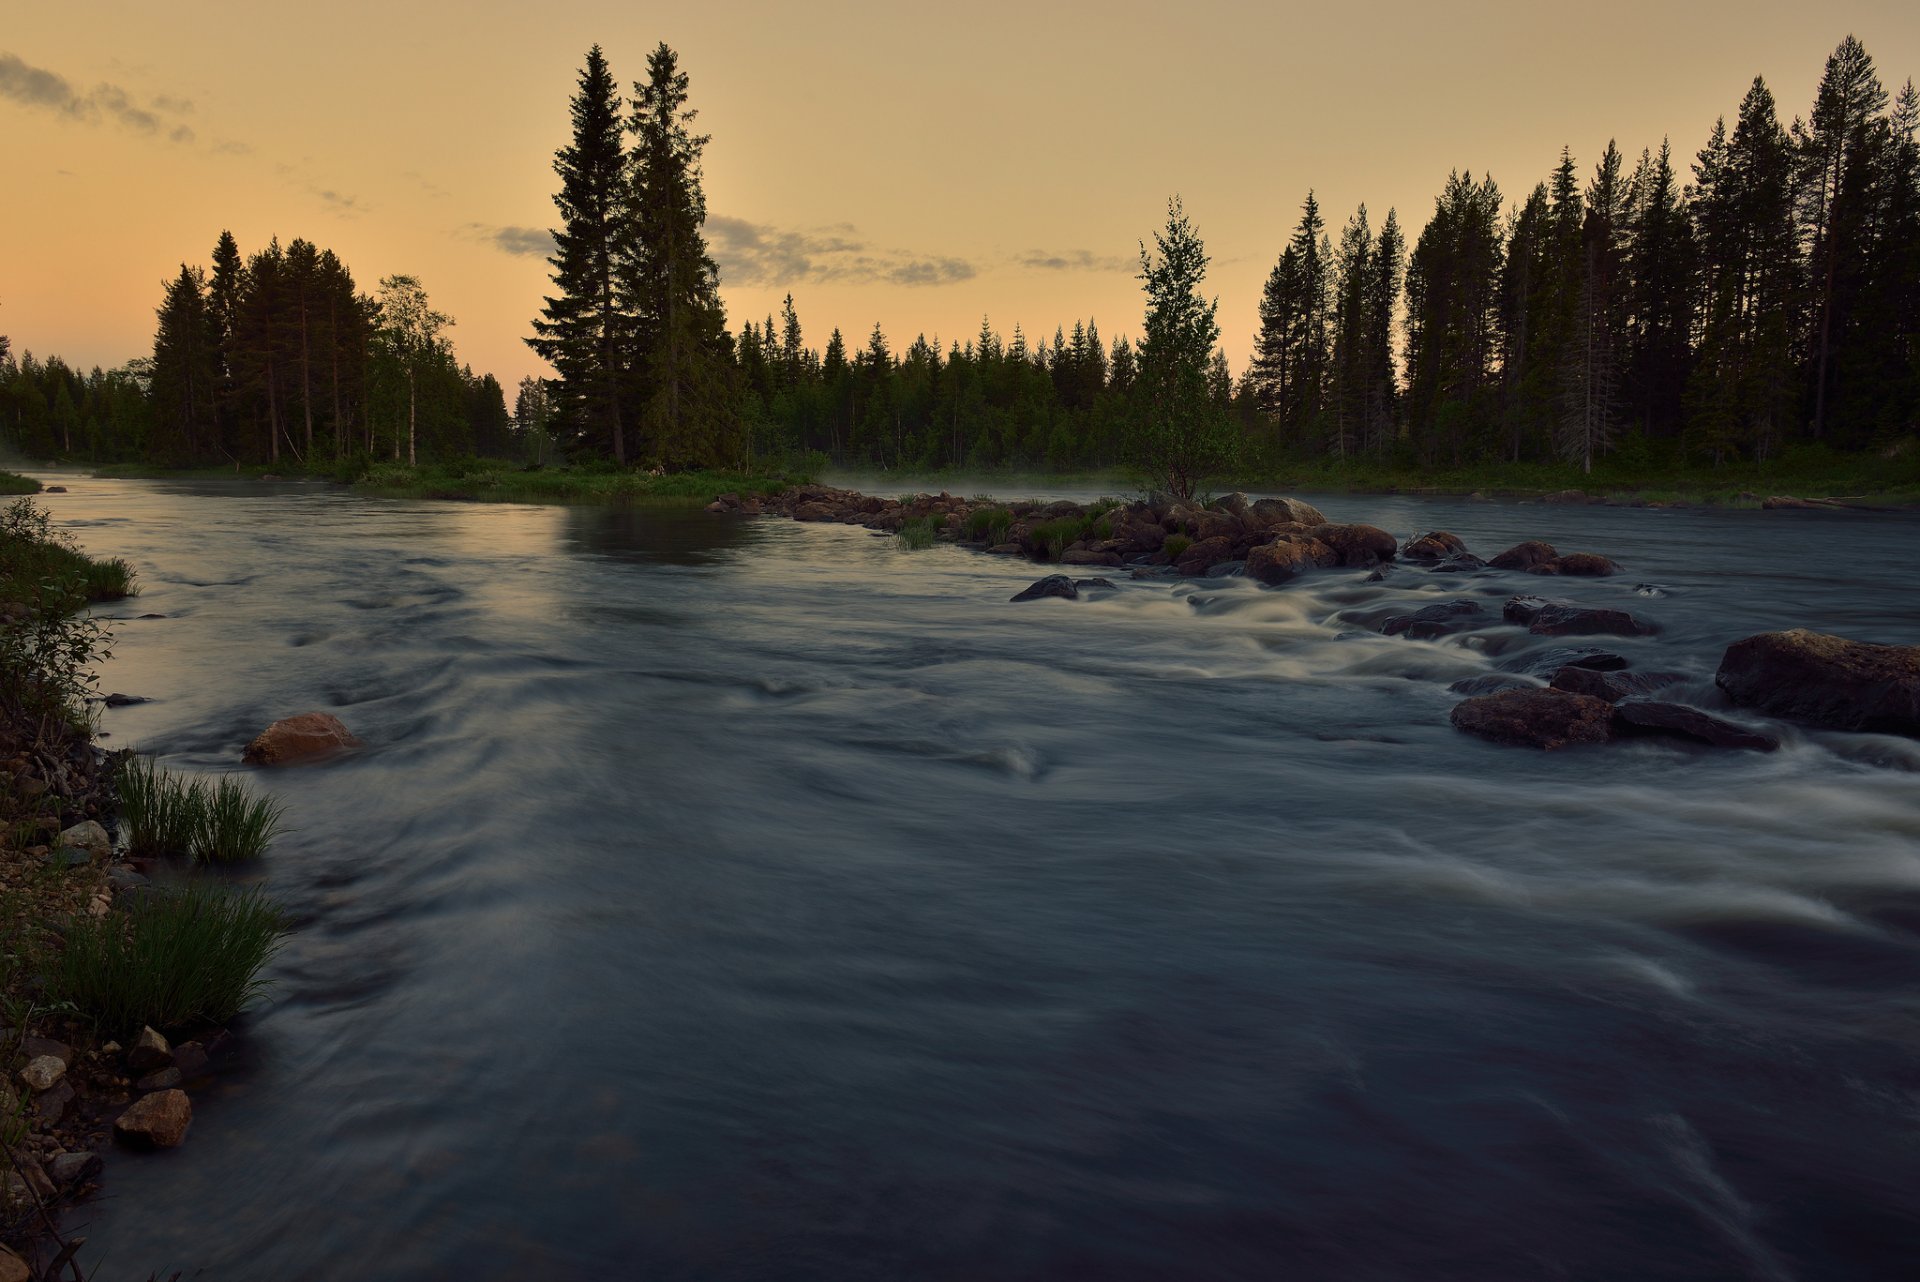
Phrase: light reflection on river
[{"left": 27, "top": 472, "right": 1920, "bottom": 1281}]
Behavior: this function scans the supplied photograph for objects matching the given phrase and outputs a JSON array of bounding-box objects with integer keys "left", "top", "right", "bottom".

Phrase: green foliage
[
  {"left": 49, "top": 883, "right": 288, "bottom": 1034},
  {"left": 964, "top": 506, "right": 1014, "bottom": 542},
  {"left": 118, "top": 758, "right": 283, "bottom": 864},
  {"left": 0, "top": 498, "right": 118, "bottom": 730},
  {"left": 352, "top": 460, "right": 812, "bottom": 505},
  {"left": 894, "top": 515, "right": 940, "bottom": 550},
  {"left": 1163, "top": 533, "right": 1193, "bottom": 561},
  {"left": 0, "top": 472, "right": 38, "bottom": 496},
  {"left": 1129, "top": 197, "right": 1238, "bottom": 500}
]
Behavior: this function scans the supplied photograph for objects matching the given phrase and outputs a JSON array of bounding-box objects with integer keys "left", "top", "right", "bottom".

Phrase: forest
[{"left": 0, "top": 33, "right": 1914, "bottom": 486}]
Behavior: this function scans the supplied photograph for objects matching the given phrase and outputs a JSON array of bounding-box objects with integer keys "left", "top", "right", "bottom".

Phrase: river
[{"left": 27, "top": 474, "right": 1920, "bottom": 1280}]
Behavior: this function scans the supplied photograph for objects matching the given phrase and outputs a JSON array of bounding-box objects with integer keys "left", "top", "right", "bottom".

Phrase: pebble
[{"left": 19, "top": 1056, "right": 65, "bottom": 1092}]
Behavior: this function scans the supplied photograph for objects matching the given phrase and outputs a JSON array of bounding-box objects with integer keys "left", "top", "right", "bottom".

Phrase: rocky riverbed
[{"left": 715, "top": 484, "right": 1920, "bottom": 759}]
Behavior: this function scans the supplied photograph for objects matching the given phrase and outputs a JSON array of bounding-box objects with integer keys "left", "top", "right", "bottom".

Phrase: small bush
[
  {"left": 895, "top": 515, "right": 940, "bottom": 550},
  {"left": 1164, "top": 534, "right": 1193, "bottom": 560},
  {"left": 118, "top": 758, "right": 283, "bottom": 864},
  {"left": 0, "top": 498, "right": 114, "bottom": 729},
  {"left": 50, "top": 883, "right": 288, "bottom": 1034},
  {"left": 0, "top": 472, "right": 39, "bottom": 496}
]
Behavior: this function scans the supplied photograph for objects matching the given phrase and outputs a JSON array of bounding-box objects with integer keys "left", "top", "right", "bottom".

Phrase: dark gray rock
[
  {"left": 1504, "top": 595, "right": 1655, "bottom": 637},
  {"left": 1612, "top": 701, "right": 1781, "bottom": 752},
  {"left": 1447, "top": 674, "right": 1535, "bottom": 697},
  {"left": 1010, "top": 574, "right": 1078, "bottom": 602},
  {"left": 1549, "top": 667, "right": 1689, "bottom": 702},
  {"left": 1497, "top": 647, "right": 1631, "bottom": 678},
  {"left": 1381, "top": 600, "right": 1487, "bottom": 641},
  {"left": 47, "top": 1151, "right": 101, "bottom": 1186}
]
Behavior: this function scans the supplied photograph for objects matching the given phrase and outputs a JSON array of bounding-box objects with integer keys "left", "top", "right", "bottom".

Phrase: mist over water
[{"left": 30, "top": 472, "right": 1920, "bottom": 1280}]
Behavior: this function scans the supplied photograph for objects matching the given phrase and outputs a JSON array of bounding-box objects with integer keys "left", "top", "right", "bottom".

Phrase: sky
[{"left": 5, "top": 1, "right": 1919, "bottom": 393}]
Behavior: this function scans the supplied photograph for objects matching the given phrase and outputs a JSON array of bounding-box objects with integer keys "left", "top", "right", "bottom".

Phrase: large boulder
[
  {"left": 1380, "top": 600, "right": 1486, "bottom": 640},
  {"left": 1450, "top": 688, "right": 1615, "bottom": 749},
  {"left": 1245, "top": 536, "right": 1337, "bottom": 585},
  {"left": 1174, "top": 535, "right": 1237, "bottom": 576},
  {"left": 1503, "top": 596, "right": 1655, "bottom": 637},
  {"left": 1307, "top": 523, "right": 1398, "bottom": 567},
  {"left": 1247, "top": 497, "right": 1327, "bottom": 528},
  {"left": 242, "top": 712, "right": 362, "bottom": 765},
  {"left": 1611, "top": 701, "right": 1781, "bottom": 752},
  {"left": 1715, "top": 629, "right": 1920, "bottom": 735},
  {"left": 1059, "top": 549, "right": 1122, "bottom": 567},
  {"left": 1489, "top": 540, "right": 1557, "bottom": 571},
  {"left": 114, "top": 1089, "right": 192, "bottom": 1149}
]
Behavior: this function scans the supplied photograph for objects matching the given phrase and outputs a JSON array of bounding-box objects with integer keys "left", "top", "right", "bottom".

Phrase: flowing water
[{"left": 25, "top": 473, "right": 1920, "bottom": 1280}]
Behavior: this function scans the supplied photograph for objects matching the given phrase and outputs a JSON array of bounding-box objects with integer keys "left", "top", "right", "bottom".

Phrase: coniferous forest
[{"left": 1, "top": 34, "right": 1915, "bottom": 490}]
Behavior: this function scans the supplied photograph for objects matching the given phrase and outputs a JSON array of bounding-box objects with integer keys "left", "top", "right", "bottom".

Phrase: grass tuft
[
  {"left": 964, "top": 506, "right": 1014, "bottom": 542},
  {"left": 895, "top": 515, "right": 940, "bottom": 550},
  {"left": 49, "top": 882, "right": 288, "bottom": 1034},
  {"left": 1163, "top": 533, "right": 1193, "bottom": 561},
  {"left": 118, "top": 757, "right": 283, "bottom": 864}
]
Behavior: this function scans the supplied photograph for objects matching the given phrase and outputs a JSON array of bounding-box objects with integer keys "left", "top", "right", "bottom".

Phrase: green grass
[
  {"left": 895, "top": 515, "right": 940, "bottom": 550},
  {"left": 1163, "top": 534, "right": 1193, "bottom": 561},
  {"left": 0, "top": 471, "right": 39, "bottom": 496},
  {"left": 964, "top": 506, "right": 1014, "bottom": 542},
  {"left": 118, "top": 757, "right": 283, "bottom": 864},
  {"left": 49, "top": 882, "right": 288, "bottom": 1034},
  {"left": 1028, "top": 513, "right": 1115, "bottom": 561}
]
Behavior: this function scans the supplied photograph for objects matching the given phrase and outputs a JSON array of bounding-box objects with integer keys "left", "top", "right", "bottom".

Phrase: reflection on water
[{"left": 27, "top": 472, "right": 1920, "bottom": 1281}]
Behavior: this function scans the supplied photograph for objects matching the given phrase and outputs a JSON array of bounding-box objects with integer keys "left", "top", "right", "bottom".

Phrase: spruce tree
[
  {"left": 151, "top": 265, "right": 216, "bottom": 461},
  {"left": 1129, "top": 196, "right": 1234, "bottom": 500},
  {"left": 624, "top": 42, "right": 739, "bottom": 469},
  {"left": 529, "top": 46, "right": 634, "bottom": 462}
]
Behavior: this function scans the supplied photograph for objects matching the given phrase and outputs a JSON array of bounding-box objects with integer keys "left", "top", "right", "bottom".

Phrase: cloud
[
  {"left": 313, "top": 188, "right": 365, "bottom": 215},
  {"left": 150, "top": 93, "right": 194, "bottom": 114},
  {"left": 485, "top": 225, "right": 556, "bottom": 258},
  {"left": 1015, "top": 248, "right": 1136, "bottom": 273},
  {"left": 706, "top": 216, "right": 975, "bottom": 287},
  {"left": 0, "top": 50, "right": 195, "bottom": 141}
]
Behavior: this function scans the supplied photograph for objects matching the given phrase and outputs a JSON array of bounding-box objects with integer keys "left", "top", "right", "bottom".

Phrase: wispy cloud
[
  {"left": 1015, "top": 248, "right": 1135, "bottom": 273},
  {"left": 0, "top": 51, "right": 193, "bottom": 141},
  {"left": 476, "top": 224, "right": 556, "bottom": 259},
  {"left": 707, "top": 216, "right": 975, "bottom": 287},
  {"left": 313, "top": 188, "right": 365, "bottom": 215}
]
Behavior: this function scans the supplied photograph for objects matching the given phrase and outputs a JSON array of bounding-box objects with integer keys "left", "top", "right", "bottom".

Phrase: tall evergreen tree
[
  {"left": 624, "top": 42, "right": 739, "bottom": 469},
  {"left": 1130, "top": 196, "right": 1234, "bottom": 500},
  {"left": 150, "top": 266, "right": 216, "bottom": 461},
  {"left": 529, "top": 46, "right": 634, "bottom": 462}
]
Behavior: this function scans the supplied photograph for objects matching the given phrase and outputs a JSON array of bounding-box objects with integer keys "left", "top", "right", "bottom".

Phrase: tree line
[{"left": 4, "top": 33, "right": 1913, "bottom": 480}]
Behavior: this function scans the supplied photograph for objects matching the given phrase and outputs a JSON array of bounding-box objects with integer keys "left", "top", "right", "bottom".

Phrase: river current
[{"left": 27, "top": 473, "right": 1920, "bottom": 1280}]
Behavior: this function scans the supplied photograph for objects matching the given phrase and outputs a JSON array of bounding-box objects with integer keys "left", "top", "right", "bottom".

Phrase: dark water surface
[{"left": 29, "top": 474, "right": 1920, "bottom": 1280}]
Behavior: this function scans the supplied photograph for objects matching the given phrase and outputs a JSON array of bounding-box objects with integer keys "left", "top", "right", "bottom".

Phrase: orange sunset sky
[{"left": 5, "top": 1, "right": 1918, "bottom": 393}]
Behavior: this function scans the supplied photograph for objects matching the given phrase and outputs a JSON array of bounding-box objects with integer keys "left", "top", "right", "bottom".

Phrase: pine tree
[
  {"left": 1621, "top": 140, "right": 1695, "bottom": 437},
  {"left": 624, "top": 42, "right": 739, "bottom": 469},
  {"left": 1404, "top": 171, "right": 1504, "bottom": 465},
  {"left": 208, "top": 231, "right": 245, "bottom": 456},
  {"left": 1802, "top": 35, "right": 1888, "bottom": 437},
  {"left": 529, "top": 46, "right": 634, "bottom": 462},
  {"left": 1363, "top": 209, "right": 1404, "bottom": 456},
  {"left": 1329, "top": 206, "right": 1373, "bottom": 460},
  {"left": 1129, "top": 196, "right": 1234, "bottom": 500}
]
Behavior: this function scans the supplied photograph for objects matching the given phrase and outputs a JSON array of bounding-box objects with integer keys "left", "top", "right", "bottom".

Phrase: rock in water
[
  {"left": 114, "top": 1089, "right": 192, "bottom": 1149},
  {"left": 1306, "top": 523, "right": 1398, "bottom": 567},
  {"left": 1401, "top": 531, "right": 1470, "bottom": 561},
  {"left": 1611, "top": 701, "right": 1781, "bottom": 752},
  {"left": 1380, "top": 600, "right": 1486, "bottom": 640},
  {"left": 1247, "top": 497, "right": 1327, "bottom": 527},
  {"left": 1497, "top": 647, "right": 1631, "bottom": 678},
  {"left": 242, "top": 711, "right": 362, "bottom": 765},
  {"left": 1450, "top": 688, "right": 1614, "bottom": 750},
  {"left": 1715, "top": 629, "right": 1920, "bottom": 735},
  {"left": 1245, "top": 536, "right": 1337, "bottom": 585},
  {"left": 1549, "top": 667, "right": 1688, "bottom": 702},
  {"left": 48, "top": 1151, "right": 101, "bottom": 1186},
  {"left": 1010, "top": 574, "right": 1078, "bottom": 603},
  {"left": 1488, "top": 540, "right": 1557, "bottom": 571},
  {"left": 1503, "top": 596, "right": 1655, "bottom": 637}
]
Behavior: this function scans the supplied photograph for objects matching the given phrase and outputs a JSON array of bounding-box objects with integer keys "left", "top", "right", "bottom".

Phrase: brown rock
[
  {"left": 0, "top": 1244, "right": 30, "bottom": 1282},
  {"left": 19, "top": 1056, "right": 64, "bottom": 1092},
  {"left": 1402, "top": 531, "right": 1470, "bottom": 561},
  {"left": 127, "top": 1025, "right": 172, "bottom": 1075},
  {"left": 1246, "top": 496, "right": 1328, "bottom": 527},
  {"left": 20, "top": 1036, "right": 70, "bottom": 1066},
  {"left": 242, "top": 711, "right": 362, "bottom": 765},
  {"left": 1536, "top": 552, "right": 1620, "bottom": 577},
  {"left": 1450, "top": 688, "right": 1615, "bottom": 749},
  {"left": 792, "top": 501, "right": 842, "bottom": 522},
  {"left": 1173, "top": 535, "right": 1236, "bottom": 575},
  {"left": 31, "top": 1081, "right": 73, "bottom": 1126},
  {"left": 1549, "top": 667, "right": 1688, "bottom": 702},
  {"left": 136, "top": 1067, "right": 184, "bottom": 1092},
  {"left": 1488, "top": 540, "right": 1558, "bottom": 571},
  {"left": 1716, "top": 629, "right": 1920, "bottom": 736},
  {"left": 114, "top": 1089, "right": 192, "bottom": 1149},
  {"left": 1244, "top": 536, "right": 1338, "bottom": 585},
  {"left": 1307, "top": 523, "right": 1398, "bottom": 567},
  {"left": 1611, "top": 701, "right": 1781, "bottom": 752},
  {"left": 1059, "top": 549, "right": 1122, "bottom": 567}
]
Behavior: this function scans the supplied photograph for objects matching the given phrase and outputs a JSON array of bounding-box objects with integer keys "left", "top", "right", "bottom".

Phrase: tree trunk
[{"left": 407, "top": 368, "right": 417, "bottom": 467}]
